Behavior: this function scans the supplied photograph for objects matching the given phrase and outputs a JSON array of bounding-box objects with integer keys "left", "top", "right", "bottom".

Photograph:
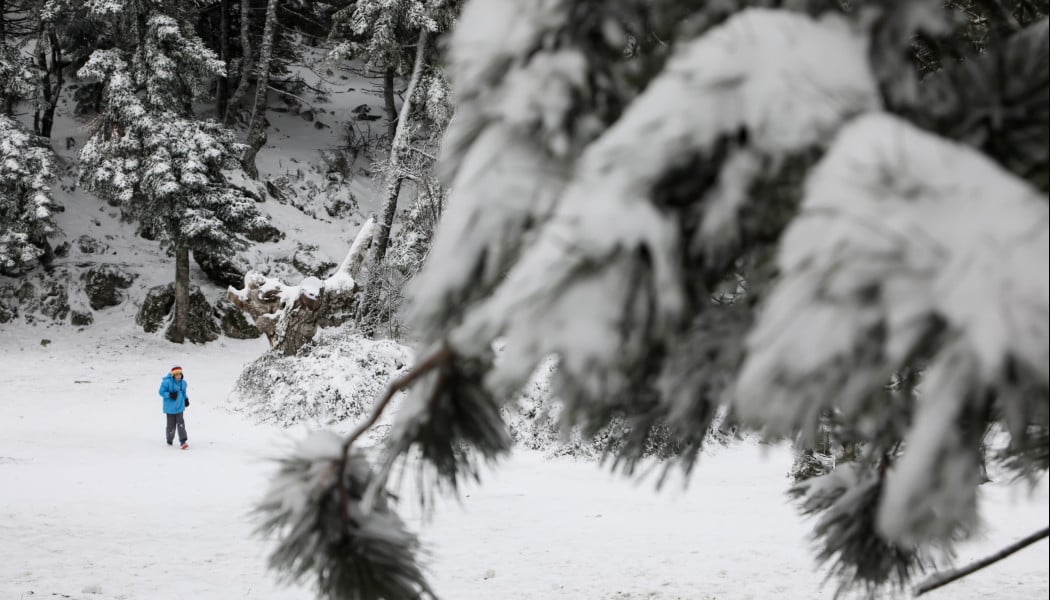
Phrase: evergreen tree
[
  {"left": 0, "top": 0, "right": 36, "bottom": 113},
  {"left": 0, "top": 115, "right": 57, "bottom": 276},
  {"left": 330, "top": 0, "right": 458, "bottom": 137},
  {"left": 1, "top": 13, "right": 57, "bottom": 276},
  {"left": 76, "top": 1, "right": 265, "bottom": 343},
  {"left": 257, "top": 1, "right": 1048, "bottom": 598}
]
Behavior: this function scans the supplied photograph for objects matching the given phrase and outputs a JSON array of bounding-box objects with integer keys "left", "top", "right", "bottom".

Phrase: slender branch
[
  {"left": 335, "top": 343, "right": 453, "bottom": 526},
  {"left": 408, "top": 146, "right": 438, "bottom": 162},
  {"left": 284, "top": 61, "right": 348, "bottom": 88},
  {"left": 277, "top": 5, "right": 328, "bottom": 31},
  {"left": 971, "top": 0, "right": 1022, "bottom": 33},
  {"left": 266, "top": 84, "right": 315, "bottom": 110},
  {"left": 271, "top": 76, "right": 330, "bottom": 95},
  {"left": 341, "top": 343, "right": 452, "bottom": 454},
  {"left": 914, "top": 527, "right": 1050, "bottom": 596}
]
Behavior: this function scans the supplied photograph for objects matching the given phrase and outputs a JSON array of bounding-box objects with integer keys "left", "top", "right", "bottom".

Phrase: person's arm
[{"left": 159, "top": 379, "right": 168, "bottom": 398}]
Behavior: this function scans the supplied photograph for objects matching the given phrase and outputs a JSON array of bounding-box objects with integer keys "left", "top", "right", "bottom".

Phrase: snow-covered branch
[{"left": 736, "top": 112, "right": 1049, "bottom": 545}]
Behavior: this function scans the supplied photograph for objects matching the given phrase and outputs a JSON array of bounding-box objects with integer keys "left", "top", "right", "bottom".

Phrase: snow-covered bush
[
  {"left": 230, "top": 325, "right": 411, "bottom": 428},
  {"left": 0, "top": 116, "right": 58, "bottom": 276},
  {"left": 504, "top": 356, "right": 735, "bottom": 463}
]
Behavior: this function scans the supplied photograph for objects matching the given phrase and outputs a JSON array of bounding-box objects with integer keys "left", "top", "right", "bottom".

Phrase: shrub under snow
[
  {"left": 232, "top": 329, "right": 706, "bottom": 460},
  {"left": 229, "top": 325, "right": 411, "bottom": 429}
]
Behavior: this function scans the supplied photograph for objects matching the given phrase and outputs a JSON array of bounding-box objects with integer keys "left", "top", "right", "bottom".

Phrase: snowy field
[{"left": 1, "top": 323, "right": 1047, "bottom": 600}]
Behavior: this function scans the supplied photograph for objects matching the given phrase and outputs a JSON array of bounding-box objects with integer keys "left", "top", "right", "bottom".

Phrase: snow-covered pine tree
[
  {"left": 219, "top": 0, "right": 326, "bottom": 126},
  {"left": 1, "top": 3, "right": 36, "bottom": 114},
  {"left": 75, "top": 1, "right": 265, "bottom": 343},
  {"left": 330, "top": 0, "right": 459, "bottom": 133},
  {"left": 0, "top": 115, "right": 58, "bottom": 276},
  {"left": 256, "top": 1, "right": 1049, "bottom": 598},
  {"left": 1, "top": 21, "right": 58, "bottom": 277}
]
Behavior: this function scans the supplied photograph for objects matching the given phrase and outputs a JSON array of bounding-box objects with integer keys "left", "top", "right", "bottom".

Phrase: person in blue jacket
[{"left": 159, "top": 366, "right": 190, "bottom": 449}]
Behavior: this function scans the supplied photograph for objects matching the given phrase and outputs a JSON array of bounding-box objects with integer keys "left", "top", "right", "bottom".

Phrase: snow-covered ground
[{"left": 1, "top": 320, "right": 1047, "bottom": 600}]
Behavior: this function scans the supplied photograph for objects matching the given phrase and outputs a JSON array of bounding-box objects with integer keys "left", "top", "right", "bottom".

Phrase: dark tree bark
[
  {"left": 2, "top": 0, "right": 13, "bottom": 116},
  {"left": 915, "top": 527, "right": 1050, "bottom": 596},
  {"left": 369, "top": 29, "right": 429, "bottom": 271},
  {"left": 34, "top": 26, "right": 63, "bottom": 138},
  {"left": 383, "top": 66, "right": 397, "bottom": 143},
  {"left": 223, "top": 0, "right": 253, "bottom": 127},
  {"left": 242, "top": 0, "right": 279, "bottom": 178},
  {"left": 357, "top": 29, "right": 429, "bottom": 334},
  {"left": 216, "top": 0, "right": 231, "bottom": 118},
  {"left": 170, "top": 246, "right": 190, "bottom": 343}
]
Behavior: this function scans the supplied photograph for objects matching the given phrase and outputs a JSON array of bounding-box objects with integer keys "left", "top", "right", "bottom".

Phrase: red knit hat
[{"left": 171, "top": 366, "right": 184, "bottom": 376}]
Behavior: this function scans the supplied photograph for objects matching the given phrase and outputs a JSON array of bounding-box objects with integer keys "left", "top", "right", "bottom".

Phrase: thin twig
[
  {"left": 342, "top": 343, "right": 452, "bottom": 454},
  {"left": 408, "top": 146, "right": 438, "bottom": 162},
  {"left": 266, "top": 85, "right": 316, "bottom": 110},
  {"left": 335, "top": 343, "right": 453, "bottom": 525},
  {"left": 914, "top": 526, "right": 1050, "bottom": 596}
]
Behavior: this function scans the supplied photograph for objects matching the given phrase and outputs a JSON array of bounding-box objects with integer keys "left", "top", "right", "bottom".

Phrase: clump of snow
[
  {"left": 228, "top": 324, "right": 412, "bottom": 428},
  {"left": 433, "top": 8, "right": 882, "bottom": 402},
  {"left": 735, "top": 112, "right": 1050, "bottom": 545}
]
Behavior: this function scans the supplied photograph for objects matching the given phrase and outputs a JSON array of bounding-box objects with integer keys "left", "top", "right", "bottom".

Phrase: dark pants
[{"left": 166, "top": 412, "right": 188, "bottom": 444}]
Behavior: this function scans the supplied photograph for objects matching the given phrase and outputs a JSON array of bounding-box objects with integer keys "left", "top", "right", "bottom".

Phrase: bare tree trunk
[
  {"left": 216, "top": 0, "right": 231, "bottom": 119},
  {"left": 357, "top": 29, "right": 430, "bottom": 334},
  {"left": 383, "top": 66, "right": 397, "bottom": 143},
  {"left": 34, "top": 26, "right": 63, "bottom": 138},
  {"left": 373, "top": 29, "right": 429, "bottom": 264},
  {"left": 242, "top": 0, "right": 279, "bottom": 178},
  {"left": 223, "top": 0, "right": 253, "bottom": 127},
  {"left": 170, "top": 246, "right": 190, "bottom": 343}
]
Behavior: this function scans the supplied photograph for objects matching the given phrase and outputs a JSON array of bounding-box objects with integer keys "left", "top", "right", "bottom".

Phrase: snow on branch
[
  {"left": 736, "top": 112, "right": 1049, "bottom": 546},
  {"left": 334, "top": 216, "right": 376, "bottom": 283},
  {"left": 444, "top": 9, "right": 881, "bottom": 398},
  {"left": 406, "top": 0, "right": 580, "bottom": 340},
  {"left": 0, "top": 116, "right": 58, "bottom": 276},
  {"left": 229, "top": 219, "right": 376, "bottom": 355}
]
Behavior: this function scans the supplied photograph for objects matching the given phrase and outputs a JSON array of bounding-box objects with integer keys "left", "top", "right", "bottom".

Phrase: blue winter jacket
[{"left": 159, "top": 374, "right": 188, "bottom": 414}]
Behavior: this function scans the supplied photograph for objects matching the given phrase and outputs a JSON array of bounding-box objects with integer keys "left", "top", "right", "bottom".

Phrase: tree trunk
[
  {"left": 34, "top": 26, "right": 63, "bottom": 138},
  {"left": 0, "top": 0, "right": 10, "bottom": 116},
  {"left": 223, "top": 0, "right": 253, "bottom": 127},
  {"left": 357, "top": 29, "right": 429, "bottom": 334},
  {"left": 171, "top": 246, "right": 190, "bottom": 343},
  {"left": 383, "top": 66, "right": 397, "bottom": 143},
  {"left": 216, "top": 0, "right": 231, "bottom": 119},
  {"left": 228, "top": 220, "right": 375, "bottom": 355},
  {"left": 241, "top": 0, "right": 279, "bottom": 178},
  {"left": 369, "top": 29, "right": 429, "bottom": 272}
]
